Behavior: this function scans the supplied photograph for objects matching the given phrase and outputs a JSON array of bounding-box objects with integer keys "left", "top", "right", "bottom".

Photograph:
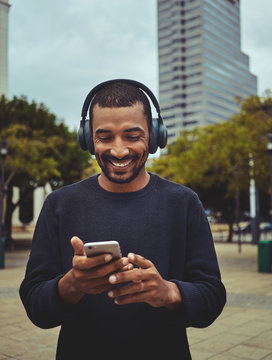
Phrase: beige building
[
  {"left": 158, "top": 0, "right": 257, "bottom": 144},
  {"left": 0, "top": 0, "right": 10, "bottom": 97}
]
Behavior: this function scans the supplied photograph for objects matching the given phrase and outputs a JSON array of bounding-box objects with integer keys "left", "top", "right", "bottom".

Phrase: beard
[{"left": 95, "top": 150, "right": 149, "bottom": 184}]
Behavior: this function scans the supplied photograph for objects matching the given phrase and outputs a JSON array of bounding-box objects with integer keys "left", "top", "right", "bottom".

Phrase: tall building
[
  {"left": 0, "top": 0, "right": 10, "bottom": 97},
  {"left": 158, "top": 0, "right": 257, "bottom": 144}
]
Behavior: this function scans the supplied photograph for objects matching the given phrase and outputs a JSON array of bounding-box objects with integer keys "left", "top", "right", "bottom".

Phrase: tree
[
  {"left": 0, "top": 95, "right": 90, "bottom": 244},
  {"left": 149, "top": 93, "right": 272, "bottom": 241}
]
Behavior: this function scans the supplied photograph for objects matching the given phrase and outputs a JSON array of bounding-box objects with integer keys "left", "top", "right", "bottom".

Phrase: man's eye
[
  {"left": 127, "top": 136, "right": 140, "bottom": 141},
  {"left": 99, "top": 137, "right": 112, "bottom": 142}
]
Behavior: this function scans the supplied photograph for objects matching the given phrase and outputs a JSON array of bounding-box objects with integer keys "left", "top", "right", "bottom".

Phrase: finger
[
  {"left": 120, "top": 263, "right": 134, "bottom": 272},
  {"left": 77, "top": 277, "right": 116, "bottom": 295},
  {"left": 114, "top": 291, "right": 150, "bottom": 305},
  {"left": 74, "top": 253, "right": 126, "bottom": 271},
  {"left": 90, "top": 283, "right": 115, "bottom": 295},
  {"left": 71, "top": 236, "right": 84, "bottom": 256},
  {"left": 84, "top": 257, "right": 129, "bottom": 278},
  {"left": 108, "top": 267, "right": 150, "bottom": 285},
  {"left": 127, "top": 253, "right": 153, "bottom": 269},
  {"left": 108, "top": 280, "right": 145, "bottom": 298},
  {"left": 73, "top": 255, "right": 108, "bottom": 271}
]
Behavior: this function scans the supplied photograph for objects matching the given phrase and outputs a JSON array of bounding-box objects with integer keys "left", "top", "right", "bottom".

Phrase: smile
[{"left": 109, "top": 159, "right": 133, "bottom": 168}]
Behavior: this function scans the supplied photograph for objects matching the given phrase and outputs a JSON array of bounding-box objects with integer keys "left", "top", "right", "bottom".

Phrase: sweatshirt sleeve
[
  {"left": 19, "top": 195, "right": 80, "bottom": 329},
  {"left": 170, "top": 192, "right": 226, "bottom": 328}
]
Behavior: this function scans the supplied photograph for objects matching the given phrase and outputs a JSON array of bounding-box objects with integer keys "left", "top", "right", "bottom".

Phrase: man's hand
[
  {"left": 107, "top": 253, "right": 182, "bottom": 311},
  {"left": 58, "top": 237, "right": 130, "bottom": 305}
]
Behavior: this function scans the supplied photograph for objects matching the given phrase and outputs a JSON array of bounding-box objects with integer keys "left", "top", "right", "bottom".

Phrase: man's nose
[{"left": 110, "top": 138, "right": 130, "bottom": 159}]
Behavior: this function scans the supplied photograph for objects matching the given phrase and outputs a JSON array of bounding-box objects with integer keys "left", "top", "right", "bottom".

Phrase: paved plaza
[{"left": 0, "top": 238, "right": 272, "bottom": 359}]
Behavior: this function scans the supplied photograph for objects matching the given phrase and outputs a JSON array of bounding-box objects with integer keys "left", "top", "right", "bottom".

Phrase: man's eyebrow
[
  {"left": 95, "top": 127, "right": 145, "bottom": 135},
  {"left": 124, "top": 127, "right": 145, "bottom": 134},
  {"left": 95, "top": 128, "right": 112, "bottom": 135}
]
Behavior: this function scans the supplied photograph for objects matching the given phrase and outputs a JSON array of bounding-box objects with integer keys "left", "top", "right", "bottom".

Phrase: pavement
[{"left": 0, "top": 236, "right": 272, "bottom": 359}]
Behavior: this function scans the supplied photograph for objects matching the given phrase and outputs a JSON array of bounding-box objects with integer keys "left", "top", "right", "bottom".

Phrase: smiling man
[
  {"left": 20, "top": 80, "right": 226, "bottom": 359},
  {"left": 93, "top": 103, "right": 150, "bottom": 190}
]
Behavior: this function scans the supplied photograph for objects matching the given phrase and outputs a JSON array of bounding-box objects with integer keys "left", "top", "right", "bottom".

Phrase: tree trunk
[
  {"left": 4, "top": 183, "right": 16, "bottom": 249},
  {"left": 227, "top": 221, "right": 233, "bottom": 242},
  {"left": 4, "top": 184, "right": 35, "bottom": 249}
]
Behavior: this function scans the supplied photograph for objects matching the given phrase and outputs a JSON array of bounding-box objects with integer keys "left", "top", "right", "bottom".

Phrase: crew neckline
[{"left": 89, "top": 172, "right": 158, "bottom": 199}]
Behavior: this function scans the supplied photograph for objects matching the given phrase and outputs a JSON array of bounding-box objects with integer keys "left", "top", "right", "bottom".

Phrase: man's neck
[{"left": 98, "top": 171, "right": 150, "bottom": 193}]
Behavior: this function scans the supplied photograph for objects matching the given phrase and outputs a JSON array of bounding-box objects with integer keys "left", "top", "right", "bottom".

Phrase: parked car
[
  {"left": 233, "top": 222, "right": 251, "bottom": 234},
  {"left": 260, "top": 222, "right": 272, "bottom": 233},
  {"left": 233, "top": 221, "right": 272, "bottom": 234}
]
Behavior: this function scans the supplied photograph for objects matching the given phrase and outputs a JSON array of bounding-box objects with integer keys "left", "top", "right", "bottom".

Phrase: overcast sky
[{"left": 8, "top": 0, "right": 272, "bottom": 130}]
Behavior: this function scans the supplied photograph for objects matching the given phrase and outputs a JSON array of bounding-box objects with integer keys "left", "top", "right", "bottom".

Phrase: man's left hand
[{"left": 107, "top": 253, "right": 182, "bottom": 311}]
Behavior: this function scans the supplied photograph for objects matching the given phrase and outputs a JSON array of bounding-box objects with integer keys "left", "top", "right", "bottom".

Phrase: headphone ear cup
[
  {"left": 158, "top": 116, "right": 168, "bottom": 149},
  {"left": 148, "top": 117, "right": 168, "bottom": 154},
  {"left": 78, "top": 122, "right": 88, "bottom": 151},
  {"left": 77, "top": 119, "right": 94, "bottom": 154},
  {"left": 85, "top": 120, "right": 94, "bottom": 155},
  {"left": 149, "top": 118, "right": 159, "bottom": 154}
]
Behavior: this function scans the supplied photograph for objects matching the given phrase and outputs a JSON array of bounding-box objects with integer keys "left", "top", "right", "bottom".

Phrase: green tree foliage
[
  {"left": 149, "top": 94, "right": 272, "bottom": 240},
  {"left": 0, "top": 95, "right": 90, "bottom": 243},
  {"left": 0, "top": 95, "right": 90, "bottom": 187}
]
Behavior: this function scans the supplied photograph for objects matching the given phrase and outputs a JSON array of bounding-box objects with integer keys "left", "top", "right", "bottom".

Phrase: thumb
[{"left": 71, "top": 236, "right": 84, "bottom": 256}]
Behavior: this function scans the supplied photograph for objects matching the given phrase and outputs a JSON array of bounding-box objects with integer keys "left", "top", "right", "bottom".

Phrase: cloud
[
  {"left": 9, "top": 0, "right": 158, "bottom": 129},
  {"left": 241, "top": 0, "right": 272, "bottom": 49},
  {"left": 8, "top": 0, "right": 272, "bottom": 130},
  {"left": 240, "top": 0, "right": 272, "bottom": 94}
]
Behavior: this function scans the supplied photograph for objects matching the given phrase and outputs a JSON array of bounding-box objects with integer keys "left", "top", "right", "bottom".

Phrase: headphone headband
[
  {"left": 78, "top": 78, "right": 167, "bottom": 154},
  {"left": 81, "top": 79, "right": 161, "bottom": 120}
]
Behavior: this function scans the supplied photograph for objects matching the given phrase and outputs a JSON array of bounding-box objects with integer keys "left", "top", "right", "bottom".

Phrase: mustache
[{"left": 101, "top": 154, "right": 140, "bottom": 162}]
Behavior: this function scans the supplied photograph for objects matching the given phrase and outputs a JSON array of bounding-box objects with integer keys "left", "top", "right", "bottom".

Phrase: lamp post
[
  {"left": 267, "top": 133, "right": 272, "bottom": 227},
  {"left": 249, "top": 153, "right": 259, "bottom": 244},
  {"left": 0, "top": 138, "right": 7, "bottom": 268}
]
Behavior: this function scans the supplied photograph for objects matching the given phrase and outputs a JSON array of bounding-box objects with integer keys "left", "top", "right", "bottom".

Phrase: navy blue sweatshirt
[{"left": 20, "top": 173, "right": 226, "bottom": 359}]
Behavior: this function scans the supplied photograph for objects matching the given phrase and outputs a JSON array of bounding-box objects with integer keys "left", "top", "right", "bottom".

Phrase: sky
[{"left": 7, "top": 0, "right": 272, "bottom": 131}]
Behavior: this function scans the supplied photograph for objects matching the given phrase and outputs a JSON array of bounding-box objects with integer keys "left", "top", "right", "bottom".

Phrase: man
[{"left": 20, "top": 80, "right": 226, "bottom": 359}]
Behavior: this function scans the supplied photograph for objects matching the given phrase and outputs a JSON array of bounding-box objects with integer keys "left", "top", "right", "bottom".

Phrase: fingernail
[
  {"left": 108, "top": 290, "right": 114, "bottom": 298},
  {"left": 109, "top": 275, "right": 117, "bottom": 283},
  {"left": 128, "top": 264, "right": 133, "bottom": 270},
  {"left": 128, "top": 253, "right": 135, "bottom": 261},
  {"left": 122, "top": 258, "right": 128, "bottom": 266},
  {"left": 105, "top": 254, "right": 112, "bottom": 262},
  {"left": 114, "top": 298, "right": 119, "bottom": 304}
]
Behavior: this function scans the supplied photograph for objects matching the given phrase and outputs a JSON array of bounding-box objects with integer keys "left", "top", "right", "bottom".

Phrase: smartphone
[{"left": 83, "top": 241, "right": 121, "bottom": 259}]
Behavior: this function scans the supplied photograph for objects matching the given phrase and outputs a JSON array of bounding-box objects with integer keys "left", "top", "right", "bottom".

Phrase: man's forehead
[
  {"left": 92, "top": 102, "right": 145, "bottom": 112},
  {"left": 92, "top": 102, "right": 148, "bottom": 128},
  {"left": 95, "top": 126, "right": 145, "bottom": 134}
]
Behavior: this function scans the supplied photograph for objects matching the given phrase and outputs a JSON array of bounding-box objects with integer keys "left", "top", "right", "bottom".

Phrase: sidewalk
[
  {"left": 0, "top": 240, "right": 272, "bottom": 359},
  {"left": 188, "top": 243, "right": 272, "bottom": 360}
]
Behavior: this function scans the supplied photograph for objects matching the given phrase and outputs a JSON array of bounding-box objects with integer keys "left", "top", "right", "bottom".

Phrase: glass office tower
[{"left": 158, "top": 0, "right": 257, "bottom": 144}]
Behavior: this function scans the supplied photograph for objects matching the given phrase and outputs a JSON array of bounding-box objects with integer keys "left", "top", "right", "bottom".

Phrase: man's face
[{"left": 92, "top": 102, "right": 149, "bottom": 188}]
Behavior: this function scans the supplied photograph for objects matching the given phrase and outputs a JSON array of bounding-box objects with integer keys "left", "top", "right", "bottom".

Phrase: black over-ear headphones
[{"left": 78, "top": 79, "right": 167, "bottom": 155}]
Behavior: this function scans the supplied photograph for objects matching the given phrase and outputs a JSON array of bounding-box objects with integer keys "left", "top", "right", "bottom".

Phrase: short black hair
[{"left": 89, "top": 82, "right": 152, "bottom": 129}]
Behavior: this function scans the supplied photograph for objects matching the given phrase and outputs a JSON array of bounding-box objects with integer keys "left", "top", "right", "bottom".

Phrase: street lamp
[
  {"left": 267, "top": 133, "right": 272, "bottom": 227},
  {"left": 249, "top": 153, "right": 259, "bottom": 244},
  {"left": 0, "top": 138, "right": 8, "bottom": 267}
]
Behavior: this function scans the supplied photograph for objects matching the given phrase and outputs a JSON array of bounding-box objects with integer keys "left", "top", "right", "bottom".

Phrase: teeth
[{"left": 111, "top": 161, "right": 131, "bottom": 168}]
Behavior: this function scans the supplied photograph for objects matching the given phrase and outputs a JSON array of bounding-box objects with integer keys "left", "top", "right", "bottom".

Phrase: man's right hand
[{"left": 58, "top": 236, "right": 130, "bottom": 305}]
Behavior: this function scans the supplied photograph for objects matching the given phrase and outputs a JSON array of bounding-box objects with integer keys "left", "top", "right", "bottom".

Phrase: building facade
[
  {"left": 0, "top": 0, "right": 10, "bottom": 97},
  {"left": 158, "top": 0, "right": 257, "bottom": 144}
]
